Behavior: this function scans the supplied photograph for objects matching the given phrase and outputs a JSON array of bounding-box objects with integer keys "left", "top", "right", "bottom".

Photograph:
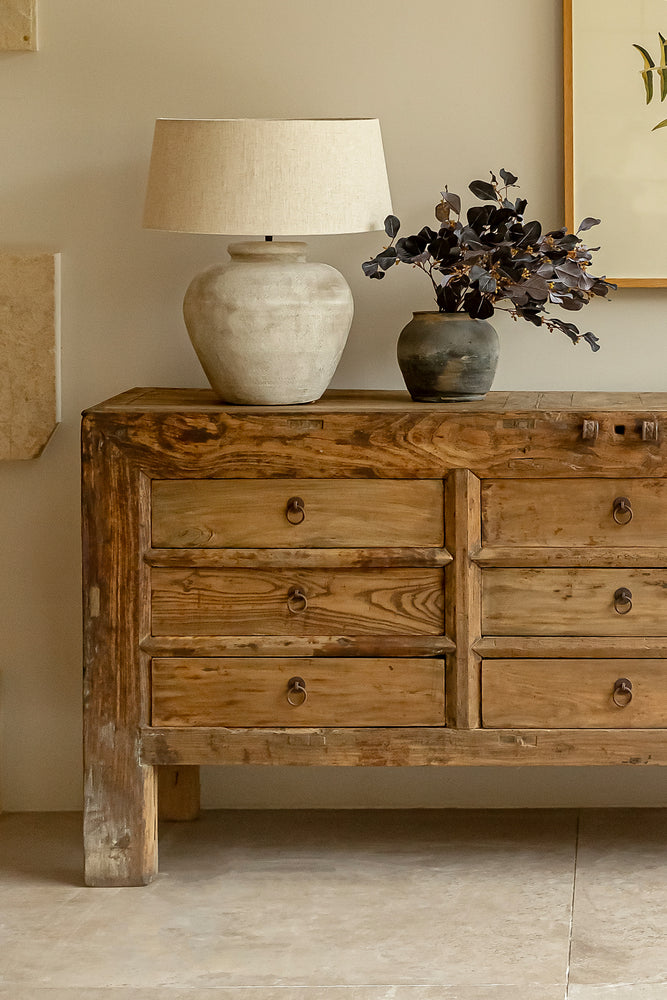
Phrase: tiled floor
[{"left": 1, "top": 809, "right": 666, "bottom": 998}]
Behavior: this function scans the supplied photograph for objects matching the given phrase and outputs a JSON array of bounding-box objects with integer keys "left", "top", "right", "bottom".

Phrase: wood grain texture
[
  {"left": 563, "top": 0, "right": 574, "bottom": 234},
  {"left": 158, "top": 766, "right": 200, "bottom": 821},
  {"left": 482, "top": 659, "right": 667, "bottom": 729},
  {"left": 152, "top": 479, "right": 444, "bottom": 548},
  {"left": 141, "top": 725, "right": 667, "bottom": 767},
  {"left": 151, "top": 567, "right": 444, "bottom": 637},
  {"left": 87, "top": 388, "right": 667, "bottom": 412},
  {"left": 81, "top": 419, "right": 157, "bottom": 886},
  {"left": 445, "top": 469, "right": 482, "bottom": 728},
  {"left": 476, "top": 636, "right": 667, "bottom": 658},
  {"left": 476, "top": 546, "right": 667, "bottom": 568},
  {"left": 152, "top": 657, "right": 445, "bottom": 727},
  {"left": 145, "top": 546, "right": 452, "bottom": 569},
  {"left": 482, "top": 568, "right": 667, "bottom": 636},
  {"left": 141, "top": 634, "right": 455, "bottom": 657},
  {"left": 82, "top": 389, "right": 667, "bottom": 885},
  {"left": 482, "top": 478, "right": 667, "bottom": 547},
  {"left": 83, "top": 390, "right": 667, "bottom": 480}
]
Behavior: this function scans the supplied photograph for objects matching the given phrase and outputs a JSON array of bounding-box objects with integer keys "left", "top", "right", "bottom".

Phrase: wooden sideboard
[{"left": 82, "top": 388, "right": 667, "bottom": 886}]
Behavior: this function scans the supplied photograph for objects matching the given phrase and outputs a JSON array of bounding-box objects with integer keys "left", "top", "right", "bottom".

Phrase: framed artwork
[{"left": 564, "top": 0, "right": 667, "bottom": 287}]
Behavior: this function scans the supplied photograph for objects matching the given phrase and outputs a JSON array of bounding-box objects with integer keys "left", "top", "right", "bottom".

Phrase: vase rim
[{"left": 411, "top": 309, "right": 487, "bottom": 319}]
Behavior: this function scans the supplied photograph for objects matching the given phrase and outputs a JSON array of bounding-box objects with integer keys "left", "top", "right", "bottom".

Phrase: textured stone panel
[
  {"left": 0, "top": 0, "right": 36, "bottom": 51},
  {"left": 0, "top": 253, "right": 60, "bottom": 459}
]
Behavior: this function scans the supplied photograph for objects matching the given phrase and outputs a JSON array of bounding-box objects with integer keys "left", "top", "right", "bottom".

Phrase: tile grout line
[{"left": 564, "top": 809, "right": 582, "bottom": 1000}]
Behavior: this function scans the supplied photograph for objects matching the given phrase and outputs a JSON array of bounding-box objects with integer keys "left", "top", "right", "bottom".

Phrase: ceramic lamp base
[{"left": 183, "top": 241, "right": 353, "bottom": 405}]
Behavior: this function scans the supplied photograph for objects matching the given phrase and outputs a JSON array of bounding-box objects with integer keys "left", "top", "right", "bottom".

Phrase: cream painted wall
[{"left": 2, "top": 0, "right": 667, "bottom": 811}]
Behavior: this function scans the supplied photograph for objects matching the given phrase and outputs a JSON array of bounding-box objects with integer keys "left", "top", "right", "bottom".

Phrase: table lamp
[{"left": 143, "top": 118, "right": 392, "bottom": 404}]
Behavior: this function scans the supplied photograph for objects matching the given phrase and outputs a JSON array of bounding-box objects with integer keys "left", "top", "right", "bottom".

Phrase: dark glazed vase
[{"left": 397, "top": 311, "right": 500, "bottom": 402}]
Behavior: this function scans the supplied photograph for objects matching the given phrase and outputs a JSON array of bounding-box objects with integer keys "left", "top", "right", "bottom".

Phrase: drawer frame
[{"left": 82, "top": 389, "right": 667, "bottom": 887}]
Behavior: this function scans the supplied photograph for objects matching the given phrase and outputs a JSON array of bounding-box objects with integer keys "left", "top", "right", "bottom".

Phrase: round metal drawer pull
[
  {"left": 612, "top": 496, "right": 633, "bottom": 525},
  {"left": 287, "top": 586, "right": 308, "bottom": 613},
  {"left": 286, "top": 676, "right": 308, "bottom": 707},
  {"left": 286, "top": 496, "right": 306, "bottom": 524},
  {"left": 613, "top": 587, "right": 633, "bottom": 615},
  {"left": 612, "top": 677, "right": 633, "bottom": 708}
]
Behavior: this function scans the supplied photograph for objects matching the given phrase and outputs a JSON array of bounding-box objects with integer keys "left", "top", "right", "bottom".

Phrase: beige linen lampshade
[
  {"left": 143, "top": 117, "right": 392, "bottom": 236},
  {"left": 143, "top": 117, "right": 392, "bottom": 405}
]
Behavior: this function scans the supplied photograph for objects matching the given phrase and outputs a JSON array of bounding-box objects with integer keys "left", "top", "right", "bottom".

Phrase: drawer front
[
  {"left": 152, "top": 479, "right": 444, "bottom": 548},
  {"left": 151, "top": 568, "right": 444, "bottom": 636},
  {"left": 482, "top": 659, "right": 667, "bottom": 728},
  {"left": 151, "top": 656, "right": 446, "bottom": 727},
  {"left": 482, "top": 478, "right": 667, "bottom": 547},
  {"left": 482, "top": 568, "right": 667, "bottom": 636}
]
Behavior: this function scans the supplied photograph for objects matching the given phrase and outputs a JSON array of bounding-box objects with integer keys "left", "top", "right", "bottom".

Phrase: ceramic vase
[{"left": 397, "top": 311, "right": 500, "bottom": 402}]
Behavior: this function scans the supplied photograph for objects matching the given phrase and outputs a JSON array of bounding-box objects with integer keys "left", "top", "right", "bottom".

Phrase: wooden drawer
[
  {"left": 151, "top": 656, "right": 446, "bottom": 727},
  {"left": 151, "top": 567, "right": 444, "bottom": 636},
  {"left": 152, "top": 479, "right": 444, "bottom": 548},
  {"left": 482, "top": 659, "right": 667, "bottom": 728},
  {"left": 482, "top": 478, "right": 667, "bottom": 547},
  {"left": 482, "top": 568, "right": 667, "bottom": 636}
]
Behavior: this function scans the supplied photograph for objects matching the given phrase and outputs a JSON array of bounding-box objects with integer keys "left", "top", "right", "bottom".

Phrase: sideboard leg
[
  {"left": 158, "top": 765, "right": 201, "bottom": 821},
  {"left": 83, "top": 740, "right": 158, "bottom": 887},
  {"left": 82, "top": 419, "right": 157, "bottom": 887}
]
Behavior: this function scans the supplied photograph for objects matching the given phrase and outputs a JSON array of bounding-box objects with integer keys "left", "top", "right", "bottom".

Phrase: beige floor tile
[
  {"left": 570, "top": 987, "right": 667, "bottom": 999},
  {"left": 0, "top": 809, "right": 576, "bottom": 990},
  {"left": 569, "top": 809, "right": 667, "bottom": 989},
  {"left": 0, "top": 989, "right": 568, "bottom": 1000}
]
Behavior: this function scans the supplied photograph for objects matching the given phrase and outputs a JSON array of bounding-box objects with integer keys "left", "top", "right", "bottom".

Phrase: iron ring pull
[
  {"left": 613, "top": 587, "right": 633, "bottom": 615},
  {"left": 287, "top": 586, "right": 308, "bottom": 614},
  {"left": 286, "top": 496, "right": 306, "bottom": 524},
  {"left": 286, "top": 676, "right": 308, "bottom": 707},
  {"left": 612, "top": 496, "right": 633, "bottom": 525},
  {"left": 612, "top": 677, "right": 633, "bottom": 708}
]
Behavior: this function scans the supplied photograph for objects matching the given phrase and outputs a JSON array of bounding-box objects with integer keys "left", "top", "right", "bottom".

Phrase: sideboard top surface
[{"left": 83, "top": 388, "right": 667, "bottom": 416}]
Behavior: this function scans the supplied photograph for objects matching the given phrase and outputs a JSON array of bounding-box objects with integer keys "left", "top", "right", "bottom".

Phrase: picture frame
[{"left": 564, "top": 0, "right": 667, "bottom": 287}]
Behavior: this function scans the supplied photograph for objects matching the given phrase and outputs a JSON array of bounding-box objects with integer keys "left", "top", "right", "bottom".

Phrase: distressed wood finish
[
  {"left": 152, "top": 657, "right": 445, "bottom": 728},
  {"left": 87, "top": 389, "right": 667, "bottom": 480},
  {"left": 482, "top": 660, "right": 667, "bottom": 729},
  {"left": 151, "top": 567, "right": 445, "bottom": 636},
  {"left": 445, "top": 469, "right": 482, "bottom": 728},
  {"left": 81, "top": 422, "right": 156, "bottom": 887},
  {"left": 145, "top": 547, "right": 452, "bottom": 569},
  {"left": 482, "top": 568, "right": 667, "bottom": 636},
  {"left": 141, "top": 634, "right": 455, "bottom": 658},
  {"left": 82, "top": 389, "right": 667, "bottom": 885},
  {"left": 152, "top": 479, "right": 444, "bottom": 548},
  {"left": 482, "top": 478, "right": 667, "bottom": 547},
  {"left": 476, "top": 636, "right": 667, "bottom": 658},
  {"left": 141, "top": 725, "right": 667, "bottom": 767},
  {"left": 476, "top": 546, "right": 667, "bottom": 568}
]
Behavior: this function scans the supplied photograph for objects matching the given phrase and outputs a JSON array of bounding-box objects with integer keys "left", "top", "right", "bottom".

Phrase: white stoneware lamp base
[{"left": 183, "top": 241, "right": 353, "bottom": 405}]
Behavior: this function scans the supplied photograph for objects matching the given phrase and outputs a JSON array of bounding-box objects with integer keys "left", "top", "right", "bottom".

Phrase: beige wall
[{"left": 2, "top": 0, "right": 666, "bottom": 811}]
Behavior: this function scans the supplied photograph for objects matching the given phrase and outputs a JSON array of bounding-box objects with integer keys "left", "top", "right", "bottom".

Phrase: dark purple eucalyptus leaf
[
  {"left": 577, "top": 217, "right": 601, "bottom": 233},
  {"left": 469, "top": 179, "right": 497, "bottom": 201},
  {"left": 583, "top": 332, "right": 601, "bottom": 351},
  {"left": 376, "top": 247, "right": 398, "bottom": 270},
  {"left": 467, "top": 204, "right": 494, "bottom": 233},
  {"left": 500, "top": 168, "right": 519, "bottom": 186},
  {"left": 444, "top": 191, "right": 461, "bottom": 214},
  {"left": 384, "top": 215, "right": 400, "bottom": 238}
]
